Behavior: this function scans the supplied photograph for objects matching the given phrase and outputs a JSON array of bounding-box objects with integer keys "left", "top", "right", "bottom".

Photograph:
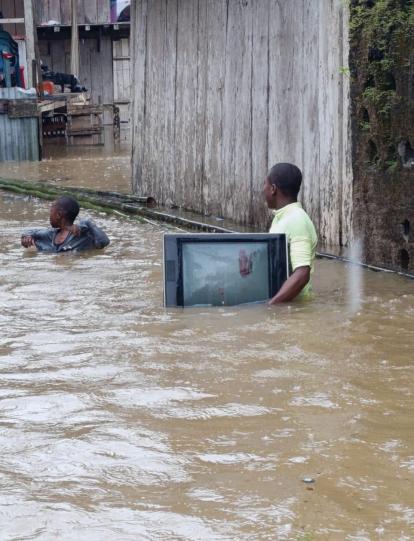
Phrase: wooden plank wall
[
  {"left": 35, "top": 0, "right": 110, "bottom": 25},
  {"left": 113, "top": 37, "right": 131, "bottom": 140},
  {"left": 0, "top": 0, "right": 111, "bottom": 26},
  {"left": 131, "top": 0, "right": 353, "bottom": 246},
  {"left": 0, "top": 0, "right": 24, "bottom": 35}
]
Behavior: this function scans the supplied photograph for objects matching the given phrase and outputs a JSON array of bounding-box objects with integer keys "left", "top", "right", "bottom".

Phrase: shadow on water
[{"left": 0, "top": 164, "right": 413, "bottom": 539}]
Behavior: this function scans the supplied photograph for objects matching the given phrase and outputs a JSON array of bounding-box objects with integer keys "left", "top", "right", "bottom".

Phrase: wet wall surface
[{"left": 1, "top": 192, "right": 414, "bottom": 540}]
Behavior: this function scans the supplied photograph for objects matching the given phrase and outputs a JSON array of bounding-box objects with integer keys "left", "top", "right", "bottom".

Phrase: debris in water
[{"left": 302, "top": 477, "right": 315, "bottom": 484}]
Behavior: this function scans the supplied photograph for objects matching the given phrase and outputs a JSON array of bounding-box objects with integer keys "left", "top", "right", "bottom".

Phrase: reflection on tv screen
[{"left": 182, "top": 242, "right": 270, "bottom": 306}]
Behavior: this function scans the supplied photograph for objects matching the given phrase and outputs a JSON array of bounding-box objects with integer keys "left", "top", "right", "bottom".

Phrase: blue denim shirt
[{"left": 23, "top": 219, "right": 110, "bottom": 253}]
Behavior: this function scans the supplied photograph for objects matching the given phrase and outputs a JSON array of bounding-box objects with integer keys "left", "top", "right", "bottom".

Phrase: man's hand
[
  {"left": 268, "top": 266, "right": 311, "bottom": 305},
  {"left": 21, "top": 235, "right": 35, "bottom": 248}
]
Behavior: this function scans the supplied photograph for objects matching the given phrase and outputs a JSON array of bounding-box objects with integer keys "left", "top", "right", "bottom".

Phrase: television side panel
[
  {"left": 268, "top": 234, "right": 289, "bottom": 297},
  {"left": 163, "top": 235, "right": 180, "bottom": 307}
]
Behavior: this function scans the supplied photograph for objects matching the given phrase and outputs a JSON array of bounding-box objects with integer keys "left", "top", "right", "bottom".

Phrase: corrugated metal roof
[{"left": 0, "top": 88, "right": 39, "bottom": 161}]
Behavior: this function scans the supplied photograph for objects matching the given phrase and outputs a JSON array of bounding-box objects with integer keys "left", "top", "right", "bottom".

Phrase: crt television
[{"left": 163, "top": 233, "right": 288, "bottom": 307}]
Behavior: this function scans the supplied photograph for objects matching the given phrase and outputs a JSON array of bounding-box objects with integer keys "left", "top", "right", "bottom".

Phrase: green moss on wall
[
  {"left": 350, "top": 0, "right": 414, "bottom": 168},
  {"left": 350, "top": 0, "right": 414, "bottom": 271}
]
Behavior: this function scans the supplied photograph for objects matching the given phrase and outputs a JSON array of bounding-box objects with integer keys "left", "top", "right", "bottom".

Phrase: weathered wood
[
  {"left": 0, "top": 17, "right": 24, "bottom": 22},
  {"left": 23, "top": 0, "right": 36, "bottom": 86},
  {"left": 84, "top": 0, "right": 97, "bottom": 25},
  {"left": 70, "top": 0, "right": 79, "bottom": 76},
  {"left": 66, "top": 122, "right": 102, "bottom": 133},
  {"left": 7, "top": 98, "right": 38, "bottom": 117},
  {"left": 251, "top": 0, "right": 270, "bottom": 224},
  {"left": 203, "top": 0, "right": 227, "bottom": 217},
  {"left": 0, "top": 100, "right": 9, "bottom": 114},
  {"left": 130, "top": 0, "right": 148, "bottom": 197},
  {"left": 131, "top": 0, "right": 353, "bottom": 247},
  {"left": 40, "top": 35, "right": 113, "bottom": 112},
  {"left": 101, "top": 34, "right": 114, "bottom": 124},
  {"left": 67, "top": 104, "right": 103, "bottom": 115},
  {"left": 97, "top": 0, "right": 109, "bottom": 25},
  {"left": 48, "top": 0, "right": 61, "bottom": 24}
]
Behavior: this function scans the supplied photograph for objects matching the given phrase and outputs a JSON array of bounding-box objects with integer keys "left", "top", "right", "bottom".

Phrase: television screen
[
  {"left": 163, "top": 234, "right": 288, "bottom": 307},
  {"left": 182, "top": 241, "right": 270, "bottom": 306}
]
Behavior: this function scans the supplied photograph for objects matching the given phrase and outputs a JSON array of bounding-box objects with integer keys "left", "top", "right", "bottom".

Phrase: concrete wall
[{"left": 131, "top": 0, "right": 352, "bottom": 246}]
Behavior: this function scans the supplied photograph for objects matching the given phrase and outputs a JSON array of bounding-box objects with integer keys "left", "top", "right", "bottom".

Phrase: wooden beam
[
  {"left": 0, "top": 18, "right": 25, "bottom": 24},
  {"left": 37, "top": 100, "right": 66, "bottom": 113},
  {"left": 23, "top": 0, "right": 36, "bottom": 87},
  {"left": 70, "top": 0, "right": 80, "bottom": 77}
]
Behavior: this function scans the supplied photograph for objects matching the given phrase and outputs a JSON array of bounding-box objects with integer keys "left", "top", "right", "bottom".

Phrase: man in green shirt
[{"left": 263, "top": 162, "right": 318, "bottom": 304}]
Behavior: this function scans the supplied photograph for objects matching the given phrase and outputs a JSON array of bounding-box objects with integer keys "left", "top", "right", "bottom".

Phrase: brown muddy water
[{"left": 0, "top": 149, "right": 414, "bottom": 540}]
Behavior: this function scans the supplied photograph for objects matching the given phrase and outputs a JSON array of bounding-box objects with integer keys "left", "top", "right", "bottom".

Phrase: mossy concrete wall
[{"left": 350, "top": 0, "right": 414, "bottom": 271}]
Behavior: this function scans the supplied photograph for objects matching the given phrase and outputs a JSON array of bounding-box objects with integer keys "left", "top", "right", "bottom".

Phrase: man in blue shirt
[{"left": 21, "top": 196, "right": 110, "bottom": 253}]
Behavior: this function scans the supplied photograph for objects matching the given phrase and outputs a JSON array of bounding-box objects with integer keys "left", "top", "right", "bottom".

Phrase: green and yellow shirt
[{"left": 269, "top": 202, "right": 318, "bottom": 299}]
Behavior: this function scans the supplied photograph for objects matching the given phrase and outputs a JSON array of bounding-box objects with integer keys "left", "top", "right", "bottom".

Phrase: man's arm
[
  {"left": 78, "top": 219, "right": 110, "bottom": 249},
  {"left": 268, "top": 266, "right": 310, "bottom": 304},
  {"left": 21, "top": 229, "right": 51, "bottom": 249}
]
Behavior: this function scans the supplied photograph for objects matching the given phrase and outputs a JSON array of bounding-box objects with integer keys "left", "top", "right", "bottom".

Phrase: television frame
[{"left": 163, "top": 233, "right": 289, "bottom": 307}]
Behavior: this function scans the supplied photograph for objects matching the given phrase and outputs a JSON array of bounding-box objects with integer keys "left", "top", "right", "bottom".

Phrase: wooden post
[
  {"left": 70, "top": 0, "right": 79, "bottom": 77},
  {"left": 23, "top": 0, "right": 36, "bottom": 87}
]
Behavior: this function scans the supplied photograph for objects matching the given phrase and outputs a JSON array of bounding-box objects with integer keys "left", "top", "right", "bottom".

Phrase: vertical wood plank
[
  {"left": 341, "top": 1, "right": 352, "bottom": 246},
  {"left": 79, "top": 36, "right": 91, "bottom": 92},
  {"left": 76, "top": 0, "right": 85, "bottom": 25},
  {"left": 23, "top": 0, "right": 37, "bottom": 86},
  {"left": 203, "top": 0, "right": 227, "bottom": 217},
  {"left": 162, "top": 0, "right": 178, "bottom": 206},
  {"left": 194, "top": 0, "right": 208, "bottom": 214},
  {"left": 60, "top": 0, "right": 71, "bottom": 24},
  {"left": 141, "top": 0, "right": 167, "bottom": 201},
  {"left": 38, "top": 0, "right": 49, "bottom": 25},
  {"left": 97, "top": 0, "right": 109, "bottom": 24},
  {"left": 268, "top": 0, "right": 303, "bottom": 166},
  {"left": 101, "top": 34, "right": 114, "bottom": 123},
  {"left": 318, "top": 0, "right": 339, "bottom": 246},
  {"left": 131, "top": 0, "right": 148, "bottom": 194},
  {"left": 48, "top": 0, "right": 61, "bottom": 23},
  {"left": 251, "top": 0, "right": 270, "bottom": 226},
  {"left": 301, "top": 0, "right": 320, "bottom": 234},
  {"left": 51, "top": 39, "right": 66, "bottom": 73},
  {"left": 84, "top": 0, "right": 97, "bottom": 24},
  {"left": 174, "top": 0, "right": 198, "bottom": 209},
  {"left": 70, "top": 0, "right": 80, "bottom": 76},
  {"left": 14, "top": 0, "right": 25, "bottom": 35},
  {"left": 2, "top": 0, "right": 17, "bottom": 34},
  {"left": 221, "top": 0, "right": 253, "bottom": 223}
]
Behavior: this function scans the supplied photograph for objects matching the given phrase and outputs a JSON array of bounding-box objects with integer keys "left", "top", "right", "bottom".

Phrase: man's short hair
[
  {"left": 268, "top": 163, "right": 302, "bottom": 199},
  {"left": 55, "top": 196, "right": 80, "bottom": 223}
]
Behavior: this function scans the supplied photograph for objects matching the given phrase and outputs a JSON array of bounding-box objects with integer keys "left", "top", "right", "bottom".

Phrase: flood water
[{"left": 1, "top": 149, "right": 414, "bottom": 540}]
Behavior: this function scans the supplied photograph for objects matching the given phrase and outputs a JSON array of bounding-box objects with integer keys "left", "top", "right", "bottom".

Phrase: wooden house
[{"left": 0, "top": 0, "right": 131, "bottom": 141}]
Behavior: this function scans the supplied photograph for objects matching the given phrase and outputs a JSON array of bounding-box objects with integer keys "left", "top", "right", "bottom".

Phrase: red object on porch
[{"left": 19, "top": 66, "right": 25, "bottom": 88}]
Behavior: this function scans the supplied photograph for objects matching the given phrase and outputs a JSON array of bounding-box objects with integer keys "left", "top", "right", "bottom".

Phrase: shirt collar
[{"left": 273, "top": 201, "right": 302, "bottom": 218}]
